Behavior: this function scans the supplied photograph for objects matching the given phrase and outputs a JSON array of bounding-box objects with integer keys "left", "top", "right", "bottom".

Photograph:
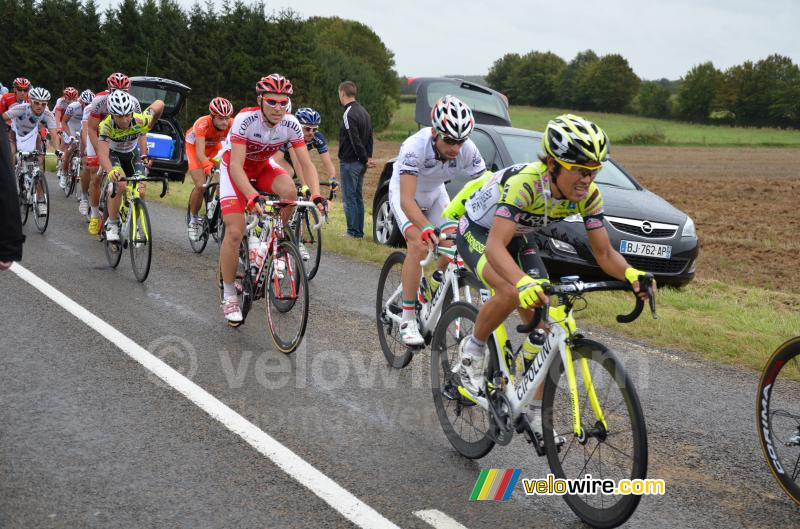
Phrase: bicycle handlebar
[
  {"left": 247, "top": 198, "right": 328, "bottom": 230},
  {"left": 515, "top": 274, "right": 657, "bottom": 334},
  {"left": 109, "top": 173, "right": 169, "bottom": 199},
  {"left": 419, "top": 231, "right": 458, "bottom": 266}
]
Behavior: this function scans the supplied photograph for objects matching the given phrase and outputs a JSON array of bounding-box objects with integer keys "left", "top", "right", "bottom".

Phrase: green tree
[
  {"left": 485, "top": 53, "right": 521, "bottom": 97},
  {"left": 636, "top": 79, "right": 672, "bottom": 118},
  {"left": 755, "top": 54, "right": 800, "bottom": 127},
  {"left": 713, "top": 61, "right": 761, "bottom": 126},
  {"left": 556, "top": 49, "right": 598, "bottom": 108},
  {"left": 578, "top": 54, "right": 640, "bottom": 112},
  {"left": 507, "top": 51, "right": 565, "bottom": 106},
  {"left": 676, "top": 62, "right": 720, "bottom": 122}
]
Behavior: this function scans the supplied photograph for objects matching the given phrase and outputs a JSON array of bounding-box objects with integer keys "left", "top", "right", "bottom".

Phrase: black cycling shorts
[
  {"left": 455, "top": 214, "right": 548, "bottom": 283},
  {"left": 110, "top": 146, "right": 144, "bottom": 178}
]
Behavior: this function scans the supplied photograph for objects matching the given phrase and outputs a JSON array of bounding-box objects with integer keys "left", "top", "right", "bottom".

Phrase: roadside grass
[
  {"left": 151, "top": 178, "right": 798, "bottom": 372},
  {"left": 378, "top": 102, "right": 800, "bottom": 147}
]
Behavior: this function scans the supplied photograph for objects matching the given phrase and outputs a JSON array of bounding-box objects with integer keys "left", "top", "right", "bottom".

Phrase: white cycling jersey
[
  {"left": 6, "top": 102, "right": 57, "bottom": 136},
  {"left": 220, "top": 106, "right": 305, "bottom": 174},
  {"left": 389, "top": 127, "right": 485, "bottom": 195},
  {"left": 53, "top": 96, "right": 70, "bottom": 116},
  {"left": 64, "top": 101, "right": 83, "bottom": 136}
]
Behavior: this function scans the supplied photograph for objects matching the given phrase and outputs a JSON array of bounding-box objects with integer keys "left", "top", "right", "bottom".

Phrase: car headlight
[
  {"left": 550, "top": 238, "right": 577, "bottom": 254},
  {"left": 681, "top": 216, "right": 696, "bottom": 238}
]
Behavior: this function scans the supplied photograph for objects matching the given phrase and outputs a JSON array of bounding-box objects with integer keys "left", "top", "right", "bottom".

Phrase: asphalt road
[{"left": 1, "top": 172, "right": 798, "bottom": 528}]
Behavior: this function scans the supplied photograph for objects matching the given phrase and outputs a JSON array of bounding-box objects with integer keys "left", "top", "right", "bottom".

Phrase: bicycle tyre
[
  {"left": 376, "top": 251, "right": 414, "bottom": 368},
  {"left": 294, "top": 206, "right": 322, "bottom": 280},
  {"left": 32, "top": 171, "right": 49, "bottom": 233},
  {"left": 430, "top": 301, "right": 495, "bottom": 459},
  {"left": 542, "top": 338, "right": 647, "bottom": 529},
  {"left": 186, "top": 192, "right": 209, "bottom": 254},
  {"left": 19, "top": 172, "right": 30, "bottom": 225},
  {"left": 129, "top": 198, "right": 153, "bottom": 282},
  {"left": 265, "top": 240, "right": 308, "bottom": 354},
  {"left": 756, "top": 336, "right": 800, "bottom": 506}
]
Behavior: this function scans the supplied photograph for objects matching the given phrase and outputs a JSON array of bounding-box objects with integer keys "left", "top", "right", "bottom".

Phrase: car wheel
[{"left": 372, "top": 192, "right": 404, "bottom": 247}]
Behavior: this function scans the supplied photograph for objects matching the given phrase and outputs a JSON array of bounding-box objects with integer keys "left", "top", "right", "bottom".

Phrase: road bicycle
[
  {"left": 756, "top": 335, "right": 800, "bottom": 506},
  {"left": 288, "top": 179, "right": 337, "bottom": 280},
  {"left": 58, "top": 140, "right": 82, "bottom": 199},
  {"left": 218, "top": 196, "right": 322, "bottom": 353},
  {"left": 186, "top": 169, "right": 224, "bottom": 253},
  {"left": 16, "top": 150, "right": 50, "bottom": 233},
  {"left": 431, "top": 275, "right": 656, "bottom": 528},
  {"left": 376, "top": 232, "right": 483, "bottom": 368},
  {"left": 99, "top": 169, "right": 169, "bottom": 282}
]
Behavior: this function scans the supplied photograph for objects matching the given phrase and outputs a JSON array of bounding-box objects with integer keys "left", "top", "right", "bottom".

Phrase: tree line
[
  {"left": 0, "top": 0, "right": 399, "bottom": 136},
  {"left": 486, "top": 50, "right": 800, "bottom": 129}
]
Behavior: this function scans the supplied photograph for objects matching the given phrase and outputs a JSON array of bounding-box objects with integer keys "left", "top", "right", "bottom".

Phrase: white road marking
[
  {"left": 10, "top": 263, "right": 400, "bottom": 529},
  {"left": 414, "top": 509, "right": 470, "bottom": 529}
]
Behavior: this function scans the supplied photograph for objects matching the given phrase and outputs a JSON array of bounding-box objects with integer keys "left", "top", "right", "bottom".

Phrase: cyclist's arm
[
  {"left": 48, "top": 128, "right": 62, "bottom": 151},
  {"left": 137, "top": 133, "right": 148, "bottom": 158},
  {"left": 319, "top": 151, "right": 336, "bottom": 180},
  {"left": 194, "top": 135, "right": 209, "bottom": 165},
  {"left": 88, "top": 115, "right": 101, "bottom": 157},
  {"left": 484, "top": 216, "right": 528, "bottom": 285},
  {"left": 289, "top": 144, "right": 319, "bottom": 196},
  {"left": 229, "top": 141, "right": 258, "bottom": 198},
  {"left": 144, "top": 100, "right": 165, "bottom": 124},
  {"left": 97, "top": 139, "right": 114, "bottom": 173},
  {"left": 60, "top": 112, "right": 72, "bottom": 137},
  {"left": 399, "top": 173, "right": 429, "bottom": 231}
]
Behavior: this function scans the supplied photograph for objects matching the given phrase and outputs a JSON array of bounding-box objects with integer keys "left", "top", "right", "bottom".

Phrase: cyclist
[
  {"left": 218, "top": 73, "right": 326, "bottom": 326},
  {"left": 2, "top": 87, "right": 62, "bottom": 215},
  {"left": 73, "top": 89, "right": 95, "bottom": 215},
  {"left": 451, "top": 114, "right": 653, "bottom": 416},
  {"left": 86, "top": 72, "right": 141, "bottom": 236},
  {"left": 272, "top": 107, "right": 337, "bottom": 188},
  {"left": 185, "top": 96, "right": 234, "bottom": 241},
  {"left": 58, "top": 88, "right": 91, "bottom": 190},
  {"left": 390, "top": 95, "right": 486, "bottom": 346},
  {"left": 1, "top": 78, "right": 31, "bottom": 145},
  {"left": 96, "top": 91, "right": 164, "bottom": 242},
  {"left": 53, "top": 87, "right": 79, "bottom": 185}
]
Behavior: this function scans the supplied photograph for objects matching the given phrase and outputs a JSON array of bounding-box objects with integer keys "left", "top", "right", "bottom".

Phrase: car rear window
[
  {"left": 129, "top": 85, "right": 182, "bottom": 114},
  {"left": 425, "top": 81, "right": 508, "bottom": 122}
]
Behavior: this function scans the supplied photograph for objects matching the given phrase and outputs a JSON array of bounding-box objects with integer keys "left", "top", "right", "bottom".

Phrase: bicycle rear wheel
[
  {"left": 129, "top": 199, "right": 153, "bottom": 282},
  {"left": 294, "top": 206, "right": 322, "bottom": 280},
  {"left": 430, "top": 301, "right": 495, "bottom": 459},
  {"left": 19, "top": 174, "right": 30, "bottom": 225},
  {"left": 32, "top": 172, "right": 49, "bottom": 233},
  {"left": 186, "top": 191, "right": 209, "bottom": 254},
  {"left": 265, "top": 240, "right": 308, "bottom": 354},
  {"left": 542, "top": 338, "right": 647, "bottom": 529},
  {"left": 757, "top": 336, "right": 800, "bottom": 506},
  {"left": 376, "top": 251, "right": 413, "bottom": 368}
]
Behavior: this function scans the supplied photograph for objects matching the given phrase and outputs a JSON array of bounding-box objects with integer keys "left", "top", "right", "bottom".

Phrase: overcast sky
[{"left": 100, "top": 0, "right": 799, "bottom": 80}]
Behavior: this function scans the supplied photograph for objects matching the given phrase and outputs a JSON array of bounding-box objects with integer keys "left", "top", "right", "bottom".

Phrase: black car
[
  {"left": 129, "top": 76, "right": 191, "bottom": 181},
  {"left": 372, "top": 78, "right": 699, "bottom": 287}
]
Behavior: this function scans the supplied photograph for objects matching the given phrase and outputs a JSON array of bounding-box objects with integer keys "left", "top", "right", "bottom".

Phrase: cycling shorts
[
  {"left": 388, "top": 180, "right": 457, "bottom": 238},
  {"left": 219, "top": 158, "right": 287, "bottom": 216}
]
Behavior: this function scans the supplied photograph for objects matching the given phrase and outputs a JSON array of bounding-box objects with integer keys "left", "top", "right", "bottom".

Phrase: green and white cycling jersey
[
  {"left": 98, "top": 111, "right": 154, "bottom": 153},
  {"left": 463, "top": 161, "right": 606, "bottom": 234}
]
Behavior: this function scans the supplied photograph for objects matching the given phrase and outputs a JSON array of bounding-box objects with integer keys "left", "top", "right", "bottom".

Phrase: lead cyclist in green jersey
[
  {"left": 97, "top": 90, "right": 164, "bottom": 242},
  {"left": 450, "top": 114, "right": 654, "bottom": 422}
]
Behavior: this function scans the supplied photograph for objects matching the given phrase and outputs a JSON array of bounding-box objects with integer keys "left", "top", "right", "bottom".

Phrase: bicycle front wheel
[
  {"left": 129, "top": 199, "right": 153, "bottom": 282},
  {"left": 757, "top": 336, "right": 800, "bottom": 506},
  {"left": 19, "top": 174, "right": 30, "bottom": 225},
  {"left": 265, "top": 240, "right": 309, "bottom": 354},
  {"left": 32, "top": 172, "right": 50, "bottom": 233},
  {"left": 294, "top": 206, "right": 322, "bottom": 280},
  {"left": 187, "top": 191, "right": 209, "bottom": 254},
  {"left": 430, "top": 301, "right": 495, "bottom": 459},
  {"left": 542, "top": 338, "right": 647, "bottom": 529},
  {"left": 376, "top": 251, "right": 413, "bottom": 368}
]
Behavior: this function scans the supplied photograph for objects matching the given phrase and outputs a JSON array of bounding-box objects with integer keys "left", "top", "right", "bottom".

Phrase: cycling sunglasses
[
  {"left": 263, "top": 98, "right": 290, "bottom": 109},
  {"left": 555, "top": 158, "right": 603, "bottom": 176},
  {"left": 439, "top": 134, "right": 467, "bottom": 146}
]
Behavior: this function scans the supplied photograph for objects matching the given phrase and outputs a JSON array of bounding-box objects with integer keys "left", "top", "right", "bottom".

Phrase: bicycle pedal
[{"left": 407, "top": 343, "right": 426, "bottom": 353}]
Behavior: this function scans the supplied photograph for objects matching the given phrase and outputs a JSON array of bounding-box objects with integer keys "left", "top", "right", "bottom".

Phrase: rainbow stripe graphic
[{"left": 469, "top": 469, "right": 522, "bottom": 500}]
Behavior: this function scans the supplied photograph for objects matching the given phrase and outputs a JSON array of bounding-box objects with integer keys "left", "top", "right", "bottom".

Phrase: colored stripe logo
[{"left": 470, "top": 469, "right": 521, "bottom": 500}]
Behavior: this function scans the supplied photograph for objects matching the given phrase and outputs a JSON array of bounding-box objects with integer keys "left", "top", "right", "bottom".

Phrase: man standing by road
[{"left": 337, "top": 80, "right": 374, "bottom": 238}]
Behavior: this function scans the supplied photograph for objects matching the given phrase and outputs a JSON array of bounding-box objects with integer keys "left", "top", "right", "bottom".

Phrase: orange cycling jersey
[{"left": 186, "top": 115, "right": 231, "bottom": 171}]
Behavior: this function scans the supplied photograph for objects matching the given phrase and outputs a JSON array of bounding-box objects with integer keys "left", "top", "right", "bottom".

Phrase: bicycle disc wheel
[
  {"left": 757, "top": 336, "right": 800, "bottom": 506},
  {"left": 376, "top": 251, "right": 414, "bottom": 368},
  {"left": 187, "top": 192, "right": 209, "bottom": 254},
  {"left": 265, "top": 240, "right": 308, "bottom": 354},
  {"left": 294, "top": 206, "right": 322, "bottom": 280},
  {"left": 129, "top": 199, "right": 153, "bottom": 282},
  {"left": 430, "top": 301, "right": 495, "bottom": 459},
  {"left": 32, "top": 172, "right": 49, "bottom": 233},
  {"left": 542, "top": 338, "right": 647, "bottom": 529},
  {"left": 19, "top": 174, "right": 30, "bottom": 225}
]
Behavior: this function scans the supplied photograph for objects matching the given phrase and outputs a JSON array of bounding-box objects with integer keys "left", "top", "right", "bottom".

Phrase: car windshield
[
  {"left": 500, "top": 133, "right": 638, "bottom": 190},
  {"left": 128, "top": 85, "right": 182, "bottom": 114},
  {"left": 425, "top": 81, "right": 508, "bottom": 122}
]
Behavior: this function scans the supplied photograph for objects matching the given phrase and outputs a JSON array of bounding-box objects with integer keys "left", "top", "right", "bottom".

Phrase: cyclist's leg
[
  {"left": 186, "top": 142, "right": 206, "bottom": 216},
  {"left": 262, "top": 158, "right": 295, "bottom": 228},
  {"left": 107, "top": 151, "right": 134, "bottom": 221},
  {"left": 271, "top": 150, "right": 295, "bottom": 180},
  {"left": 219, "top": 159, "right": 247, "bottom": 285},
  {"left": 431, "top": 185, "right": 458, "bottom": 273}
]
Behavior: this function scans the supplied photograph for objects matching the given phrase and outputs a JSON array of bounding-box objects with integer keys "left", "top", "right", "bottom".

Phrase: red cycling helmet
[
  {"left": 13, "top": 77, "right": 31, "bottom": 90},
  {"left": 107, "top": 72, "right": 131, "bottom": 90},
  {"left": 63, "top": 87, "right": 79, "bottom": 100},
  {"left": 255, "top": 74, "right": 293, "bottom": 95},
  {"left": 209, "top": 97, "right": 234, "bottom": 117}
]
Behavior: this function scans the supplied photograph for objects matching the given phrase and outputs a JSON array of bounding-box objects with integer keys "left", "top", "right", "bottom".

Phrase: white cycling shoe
[
  {"left": 222, "top": 296, "right": 243, "bottom": 326},
  {"left": 454, "top": 337, "right": 486, "bottom": 398},
  {"left": 399, "top": 320, "right": 424, "bottom": 346}
]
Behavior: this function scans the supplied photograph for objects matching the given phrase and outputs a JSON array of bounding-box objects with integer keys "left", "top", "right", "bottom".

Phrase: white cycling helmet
[
  {"left": 431, "top": 95, "right": 474, "bottom": 140},
  {"left": 29, "top": 87, "right": 51, "bottom": 102},
  {"left": 107, "top": 90, "right": 135, "bottom": 116},
  {"left": 80, "top": 89, "right": 95, "bottom": 105}
]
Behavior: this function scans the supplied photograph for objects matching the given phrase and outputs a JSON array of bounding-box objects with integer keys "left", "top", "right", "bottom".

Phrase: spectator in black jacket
[
  {"left": 0, "top": 123, "right": 24, "bottom": 269},
  {"left": 337, "top": 81, "right": 375, "bottom": 238}
]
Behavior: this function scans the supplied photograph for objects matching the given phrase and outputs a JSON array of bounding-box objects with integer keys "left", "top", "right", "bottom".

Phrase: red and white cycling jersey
[
  {"left": 221, "top": 107, "right": 305, "bottom": 175},
  {"left": 0, "top": 92, "right": 27, "bottom": 124},
  {"left": 53, "top": 96, "right": 71, "bottom": 121}
]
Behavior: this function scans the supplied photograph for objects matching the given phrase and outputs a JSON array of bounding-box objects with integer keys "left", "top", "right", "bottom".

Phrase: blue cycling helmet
[{"left": 295, "top": 107, "right": 321, "bottom": 126}]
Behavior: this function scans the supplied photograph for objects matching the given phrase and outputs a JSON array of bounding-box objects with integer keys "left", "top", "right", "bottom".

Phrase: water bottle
[
  {"left": 418, "top": 277, "right": 431, "bottom": 304},
  {"left": 206, "top": 197, "right": 217, "bottom": 220},
  {"left": 255, "top": 240, "right": 269, "bottom": 270},
  {"left": 247, "top": 233, "right": 259, "bottom": 269}
]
